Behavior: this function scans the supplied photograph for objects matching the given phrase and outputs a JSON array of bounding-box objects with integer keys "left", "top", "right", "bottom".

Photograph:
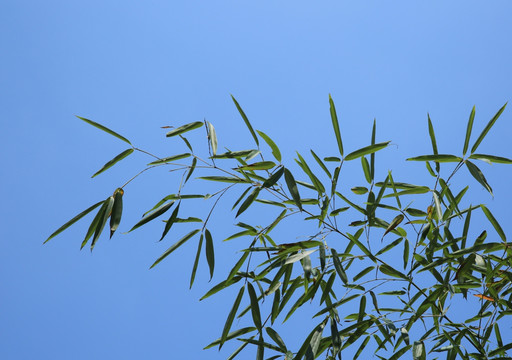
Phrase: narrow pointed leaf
[
  {"left": 412, "top": 341, "right": 426, "bottom": 360},
  {"left": 345, "top": 141, "right": 391, "bottom": 161},
  {"left": 406, "top": 154, "right": 462, "bottom": 162},
  {"left": 160, "top": 202, "right": 180, "bottom": 241},
  {"left": 310, "top": 150, "right": 331, "bottom": 179},
  {"left": 329, "top": 94, "right": 343, "bottom": 157},
  {"left": 466, "top": 160, "right": 493, "bottom": 195},
  {"left": 331, "top": 249, "right": 348, "bottom": 284},
  {"left": 427, "top": 114, "right": 440, "bottom": 172},
  {"left": 231, "top": 95, "right": 259, "bottom": 146},
  {"left": 205, "top": 229, "right": 215, "bottom": 280},
  {"left": 77, "top": 116, "right": 132, "bottom": 145},
  {"left": 463, "top": 106, "right": 475, "bottom": 155},
  {"left": 198, "top": 176, "right": 250, "bottom": 183},
  {"left": 150, "top": 229, "right": 200, "bottom": 268},
  {"left": 469, "top": 154, "right": 512, "bottom": 164},
  {"left": 166, "top": 121, "right": 203, "bottom": 137},
  {"left": 147, "top": 153, "right": 191, "bottom": 165},
  {"left": 236, "top": 187, "right": 261, "bottom": 218},
  {"left": 189, "top": 234, "right": 204, "bottom": 288},
  {"left": 284, "top": 168, "right": 302, "bottom": 210},
  {"left": 379, "top": 264, "right": 408, "bottom": 280},
  {"left": 81, "top": 201, "right": 107, "bottom": 249},
  {"left": 184, "top": 157, "right": 197, "bottom": 184},
  {"left": 262, "top": 166, "right": 284, "bottom": 188},
  {"left": 90, "top": 196, "right": 114, "bottom": 251},
  {"left": 257, "top": 130, "right": 281, "bottom": 162},
  {"left": 130, "top": 201, "right": 174, "bottom": 232},
  {"left": 213, "top": 150, "right": 259, "bottom": 159},
  {"left": 207, "top": 121, "right": 218, "bottom": 156},
  {"left": 109, "top": 188, "right": 124, "bottom": 238},
  {"left": 247, "top": 282, "right": 262, "bottom": 330},
  {"left": 383, "top": 214, "right": 404, "bottom": 238},
  {"left": 220, "top": 285, "right": 245, "bottom": 349},
  {"left": 481, "top": 205, "right": 506, "bottom": 241},
  {"left": 471, "top": 102, "right": 507, "bottom": 153},
  {"left": 235, "top": 161, "right": 276, "bottom": 171},
  {"left": 266, "top": 327, "right": 287, "bottom": 352},
  {"left": 227, "top": 252, "right": 250, "bottom": 282},
  {"left": 203, "top": 327, "right": 256, "bottom": 349},
  {"left": 45, "top": 200, "right": 104, "bottom": 243},
  {"left": 92, "top": 148, "right": 134, "bottom": 178}
]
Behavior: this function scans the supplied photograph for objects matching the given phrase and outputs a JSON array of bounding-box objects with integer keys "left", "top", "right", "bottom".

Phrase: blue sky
[{"left": 1, "top": 1, "right": 512, "bottom": 359}]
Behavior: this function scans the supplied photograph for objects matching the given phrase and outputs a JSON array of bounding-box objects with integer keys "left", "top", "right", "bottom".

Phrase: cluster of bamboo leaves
[{"left": 46, "top": 96, "right": 512, "bottom": 360}]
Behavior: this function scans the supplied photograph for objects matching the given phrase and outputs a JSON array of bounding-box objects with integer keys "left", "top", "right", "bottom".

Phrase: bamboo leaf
[
  {"left": 469, "top": 154, "right": 512, "bottom": 164},
  {"left": 310, "top": 150, "right": 331, "bottom": 179},
  {"left": 160, "top": 202, "right": 180, "bottom": 241},
  {"left": 44, "top": 200, "right": 104, "bottom": 243},
  {"left": 331, "top": 249, "right": 348, "bottom": 284},
  {"left": 383, "top": 215, "right": 404, "bottom": 238},
  {"left": 406, "top": 154, "right": 462, "bottom": 162},
  {"left": 81, "top": 201, "right": 107, "bottom": 249},
  {"left": 189, "top": 233, "right": 204, "bottom": 288},
  {"left": 109, "top": 188, "right": 124, "bottom": 238},
  {"left": 471, "top": 102, "right": 507, "bottom": 153},
  {"left": 220, "top": 285, "right": 245, "bottom": 349},
  {"left": 227, "top": 252, "right": 250, "bottom": 282},
  {"left": 147, "top": 153, "right": 191, "bottom": 165},
  {"left": 329, "top": 94, "right": 343, "bottom": 157},
  {"left": 184, "top": 157, "right": 197, "bottom": 184},
  {"left": 379, "top": 264, "right": 408, "bottom": 280},
  {"left": 262, "top": 166, "right": 284, "bottom": 188},
  {"left": 236, "top": 187, "right": 261, "bottom": 218},
  {"left": 361, "top": 156, "right": 371, "bottom": 184},
  {"left": 345, "top": 141, "right": 391, "bottom": 161},
  {"left": 205, "top": 229, "right": 215, "bottom": 280},
  {"left": 231, "top": 95, "right": 259, "bottom": 146},
  {"left": 247, "top": 282, "right": 262, "bottom": 331},
  {"left": 150, "top": 229, "right": 200, "bottom": 268},
  {"left": 198, "top": 176, "right": 250, "bottom": 183},
  {"left": 466, "top": 160, "right": 493, "bottom": 195},
  {"left": 92, "top": 148, "right": 134, "bottom": 177},
  {"left": 265, "top": 327, "right": 287, "bottom": 352},
  {"left": 207, "top": 121, "right": 218, "bottom": 156},
  {"left": 213, "top": 150, "right": 259, "bottom": 159},
  {"left": 203, "top": 327, "right": 256, "bottom": 349},
  {"left": 481, "top": 205, "right": 506, "bottom": 241},
  {"left": 130, "top": 201, "right": 174, "bottom": 232},
  {"left": 90, "top": 196, "right": 114, "bottom": 251},
  {"left": 235, "top": 161, "right": 276, "bottom": 171},
  {"left": 427, "top": 114, "right": 440, "bottom": 172},
  {"left": 77, "top": 116, "right": 132, "bottom": 145},
  {"left": 257, "top": 130, "right": 281, "bottom": 162},
  {"left": 463, "top": 106, "right": 475, "bottom": 155},
  {"left": 284, "top": 168, "right": 302, "bottom": 211},
  {"left": 284, "top": 249, "right": 316, "bottom": 265},
  {"left": 165, "top": 121, "right": 203, "bottom": 137}
]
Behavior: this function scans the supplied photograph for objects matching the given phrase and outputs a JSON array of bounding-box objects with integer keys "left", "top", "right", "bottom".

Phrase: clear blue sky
[{"left": 1, "top": 1, "right": 511, "bottom": 359}]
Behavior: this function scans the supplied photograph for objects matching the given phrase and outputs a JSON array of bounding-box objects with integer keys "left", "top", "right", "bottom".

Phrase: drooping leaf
[
  {"left": 203, "top": 327, "right": 256, "bottom": 349},
  {"left": 198, "top": 176, "right": 250, "bottom": 183},
  {"left": 165, "top": 121, "right": 203, "bottom": 137},
  {"left": 189, "top": 233, "right": 204, "bottom": 288},
  {"left": 231, "top": 95, "right": 259, "bottom": 146},
  {"left": 130, "top": 201, "right": 175, "bottom": 232},
  {"left": 480, "top": 205, "right": 506, "bottom": 241},
  {"left": 284, "top": 168, "right": 302, "bottom": 211},
  {"left": 382, "top": 215, "right": 404, "bottom": 238},
  {"left": 44, "top": 200, "right": 104, "bottom": 243},
  {"left": 76, "top": 116, "right": 132, "bottom": 145},
  {"left": 150, "top": 229, "right": 200, "bottom": 268},
  {"left": 310, "top": 150, "right": 331, "bottom": 179},
  {"left": 207, "top": 121, "right": 218, "bottom": 156},
  {"left": 469, "top": 154, "right": 512, "bottom": 164},
  {"left": 463, "top": 106, "right": 476, "bottom": 155},
  {"left": 81, "top": 201, "right": 108, "bottom": 249},
  {"left": 184, "top": 157, "right": 197, "bottom": 184},
  {"left": 213, "top": 150, "right": 259, "bottom": 159},
  {"left": 262, "top": 166, "right": 284, "bottom": 188},
  {"left": 219, "top": 285, "right": 245, "bottom": 349},
  {"left": 247, "top": 282, "right": 262, "bottom": 331},
  {"left": 406, "top": 154, "right": 462, "bottom": 162},
  {"left": 236, "top": 187, "right": 261, "bottom": 218},
  {"left": 257, "top": 130, "right": 281, "bottom": 162},
  {"left": 159, "top": 202, "right": 180, "bottom": 241},
  {"left": 379, "top": 264, "right": 408, "bottom": 280},
  {"left": 227, "top": 252, "right": 250, "bottom": 282},
  {"left": 109, "top": 188, "right": 124, "bottom": 238},
  {"left": 92, "top": 148, "right": 134, "bottom": 178},
  {"left": 205, "top": 229, "right": 215, "bottom": 280},
  {"left": 265, "top": 327, "right": 287, "bottom": 352},
  {"left": 345, "top": 141, "right": 391, "bottom": 161},
  {"left": 295, "top": 153, "right": 325, "bottom": 194},
  {"left": 331, "top": 249, "right": 348, "bottom": 284},
  {"left": 329, "top": 94, "right": 343, "bottom": 157},
  {"left": 470, "top": 102, "right": 507, "bottom": 154},
  {"left": 235, "top": 161, "right": 276, "bottom": 171},
  {"left": 361, "top": 156, "right": 371, "bottom": 184},
  {"left": 147, "top": 153, "right": 191, "bottom": 165},
  {"left": 466, "top": 160, "right": 493, "bottom": 195},
  {"left": 90, "top": 195, "right": 115, "bottom": 251}
]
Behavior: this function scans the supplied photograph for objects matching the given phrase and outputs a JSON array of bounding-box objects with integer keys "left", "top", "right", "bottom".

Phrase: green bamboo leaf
[
  {"left": 220, "top": 285, "right": 245, "bottom": 349},
  {"left": 358, "top": 295, "right": 366, "bottom": 322},
  {"left": 345, "top": 141, "right": 391, "bottom": 161},
  {"left": 147, "top": 153, "right": 191, "bottom": 165},
  {"left": 91, "top": 148, "right": 134, "bottom": 178},
  {"left": 213, "top": 150, "right": 259, "bottom": 159},
  {"left": 329, "top": 94, "right": 343, "bottom": 157},
  {"left": 189, "top": 233, "right": 204, "bottom": 288},
  {"left": 331, "top": 249, "right": 348, "bottom": 284},
  {"left": 150, "top": 229, "right": 200, "bottom": 269},
  {"left": 76, "top": 116, "right": 132, "bottom": 145},
  {"left": 379, "top": 264, "right": 408, "bottom": 280},
  {"left": 376, "top": 238, "right": 403, "bottom": 256},
  {"left": 383, "top": 215, "right": 404, "bottom": 238},
  {"left": 207, "top": 121, "right": 218, "bottom": 156},
  {"left": 109, "top": 188, "right": 124, "bottom": 238},
  {"left": 284, "top": 168, "right": 302, "bottom": 211},
  {"left": 165, "top": 121, "right": 203, "bottom": 137},
  {"left": 90, "top": 196, "right": 114, "bottom": 251},
  {"left": 203, "top": 327, "right": 256, "bottom": 349},
  {"left": 432, "top": 191, "right": 443, "bottom": 220},
  {"left": 256, "top": 130, "right": 281, "bottom": 162},
  {"left": 130, "top": 201, "right": 174, "bottom": 232},
  {"left": 81, "top": 200, "right": 107, "bottom": 249},
  {"left": 262, "top": 166, "right": 284, "bottom": 188},
  {"left": 406, "top": 154, "right": 462, "bottom": 162},
  {"left": 463, "top": 106, "right": 475, "bottom": 155},
  {"left": 184, "top": 157, "right": 197, "bottom": 184},
  {"left": 265, "top": 327, "right": 287, "bottom": 352},
  {"left": 44, "top": 200, "right": 104, "bottom": 243},
  {"left": 247, "top": 282, "right": 262, "bottom": 331},
  {"left": 361, "top": 156, "right": 371, "bottom": 184},
  {"left": 389, "top": 345, "right": 412, "bottom": 360},
  {"left": 427, "top": 114, "right": 440, "bottom": 172},
  {"left": 159, "top": 202, "right": 180, "bottom": 241},
  {"left": 470, "top": 102, "right": 507, "bottom": 154},
  {"left": 469, "top": 154, "right": 512, "bottom": 164},
  {"left": 235, "top": 161, "right": 276, "bottom": 171},
  {"left": 284, "top": 249, "right": 316, "bottom": 265},
  {"left": 236, "top": 187, "right": 261, "bottom": 218},
  {"left": 481, "top": 205, "right": 506, "bottom": 241},
  {"left": 231, "top": 95, "right": 259, "bottom": 146},
  {"left": 405, "top": 208, "right": 427, "bottom": 217},
  {"left": 351, "top": 186, "right": 368, "bottom": 195},
  {"left": 198, "top": 176, "right": 250, "bottom": 183},
  {"left": 200, "top": 277, "right": 242, "bottom": 301},
  {"left": 227, "top": 252, "right": 250, "bottom": 282},
  {"left": 310, "top": 150, "right": 331, "bottom": 179},
  {"left": 370, "top": 119, "right": 376, "bottom": 181},
  {"left": 205, "top": 229, "right": 215, "bottom": 280},
  {"left": 383, "top": 186, "right": 430, "bottom": 198},
  {"left": 466, "top": 160, "right": 493, "bottom": 195}
]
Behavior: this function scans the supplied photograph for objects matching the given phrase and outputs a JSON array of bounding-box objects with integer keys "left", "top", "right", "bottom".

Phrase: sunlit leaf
[
  {"left": 231, "top": 95, "right": 259, "bottom": 146},
  {"left": 466, "top": 160, "right": 493, "bottom": 195},
  {"left": 470, "top": 102, "right": 507, "bottom": 154},
  {"left": 207, "top": 121, "right": 218, "bottom": 156},
  {"left": 329, "top": 94, "right": 343, "bottom": 157},
  {"left": 235, "top": 161, "right": 276, "bottom": 171},
  {"left": 480, "top": 205, "right": 506, "bottom": 241},
  {"left": 150, "top": 229, "right": 200, "bottom": 268},
  {"left": 463, "top": 106, "right": 475, "bottom": 155},
  {"left": 130, "top": 201, "right": 174, "bottom": 232},
  {"left": 77, "top": 116, "right": 132, "bottom": 145},
  {"left": 284, "top": 168, "right": 302, "bottom": 211},
  {"left": 147, "top": 153, "right": 191, "bottom": 165},
  {"left": 219, "top": 285, "right": 245, "bottom": 349},
  {"left": 351, "top": 186, "right": 368, "bottom": 195},
  {"left": 469, "top": 153, "right": 512, "bottom": 164},
  {"left": 345, "top": 141, "right": 391, "bottom": 161},
  {"left": 92, "top": 148, "right": 134, "bottom": 177},
  {"left": 257, "top": 130, "right": 281, "bottom": 162},
  {"left": 406, "top": 154, "right": 462, "bottom": 162},
  {"left": 331, "top": 249, "right": 348, "bottom": 284},
  {"left": 165, "top": 121, "right": 203, "bottom": 137}
]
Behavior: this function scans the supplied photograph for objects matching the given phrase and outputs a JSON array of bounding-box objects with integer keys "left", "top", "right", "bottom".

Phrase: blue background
[{"left": 1, "top": 1, "right": 511, "bottom": 359}]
